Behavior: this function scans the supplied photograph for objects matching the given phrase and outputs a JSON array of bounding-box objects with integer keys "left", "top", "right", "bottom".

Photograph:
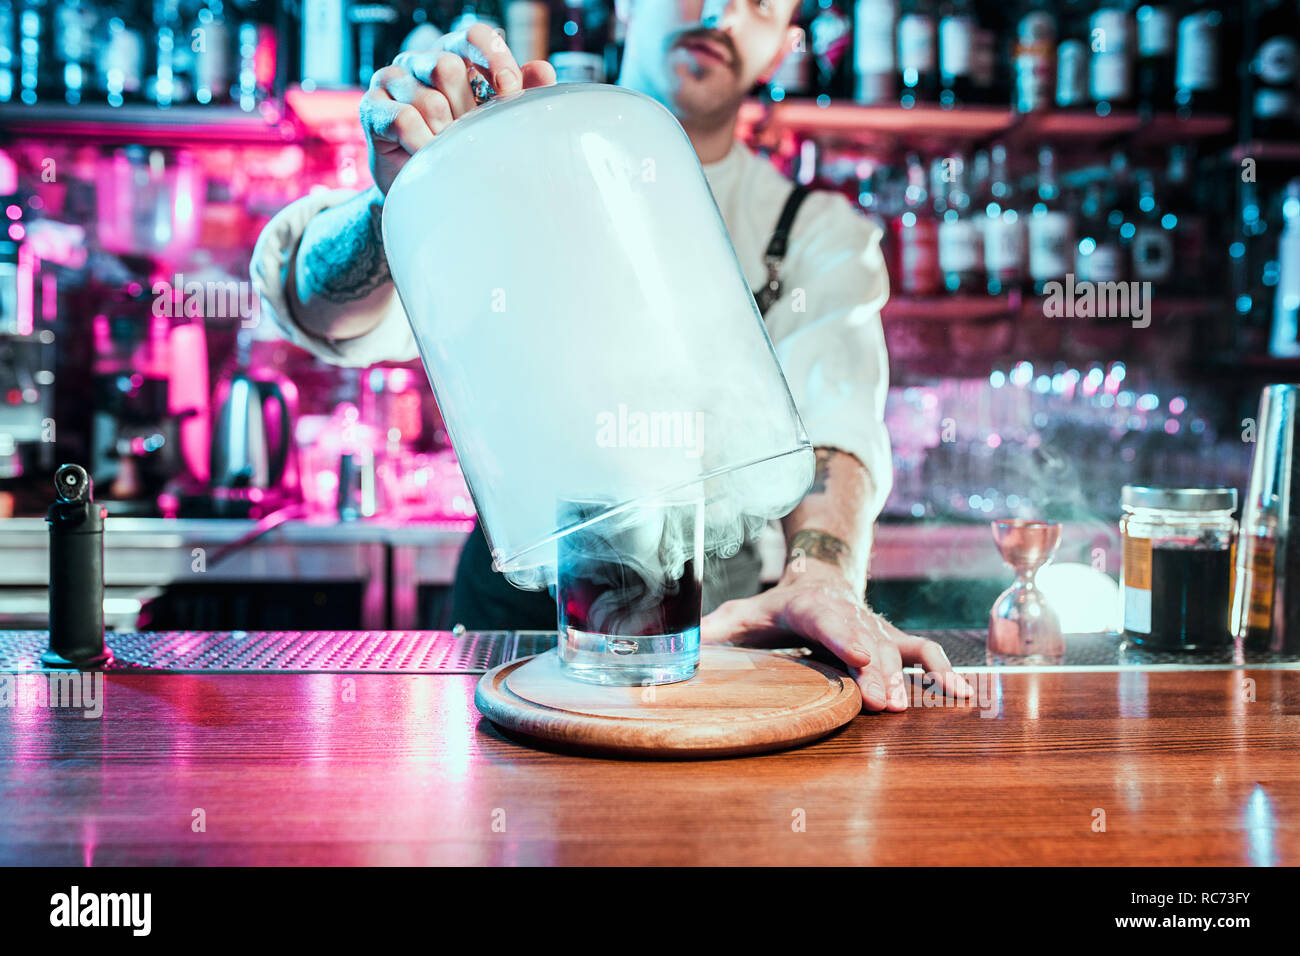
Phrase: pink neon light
[
  {"left": 41, "top": 271, "right": 56, "bottom": 320},
  {"left": 15, "top": 241, "right": 34, "bottom": 335}
]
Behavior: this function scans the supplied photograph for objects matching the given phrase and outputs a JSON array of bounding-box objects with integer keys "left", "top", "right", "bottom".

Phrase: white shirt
[{"left": 249, "top": 139, "right": 894, "bottom": 518}]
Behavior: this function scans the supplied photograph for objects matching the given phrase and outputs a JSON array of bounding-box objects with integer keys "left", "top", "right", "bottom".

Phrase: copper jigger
[{"left": 988, "top": 519, "right": 1064, "bottom": 665}]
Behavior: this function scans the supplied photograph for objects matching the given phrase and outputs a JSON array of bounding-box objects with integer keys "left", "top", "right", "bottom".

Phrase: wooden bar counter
[{"left": 1, "top": 630, "right": 1297, "bottom": 866}]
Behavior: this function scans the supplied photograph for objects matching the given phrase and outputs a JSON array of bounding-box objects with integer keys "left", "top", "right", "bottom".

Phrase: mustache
[{"left": 670, "top": 27, "right": 741, "bottom": 75}]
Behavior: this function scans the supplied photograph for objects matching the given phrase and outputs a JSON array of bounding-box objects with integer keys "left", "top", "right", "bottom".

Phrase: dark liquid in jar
[{"left": 1127, "top": 542, "right": 1232, "bottom": 650}]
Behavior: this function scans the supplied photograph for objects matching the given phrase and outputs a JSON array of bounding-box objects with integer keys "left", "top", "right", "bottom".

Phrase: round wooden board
[{"left": 474, "top": 646, "right": 862, "bottom": 759}]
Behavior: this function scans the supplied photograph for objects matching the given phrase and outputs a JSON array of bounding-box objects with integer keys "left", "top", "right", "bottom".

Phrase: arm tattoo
[
  {"left": 301, "top": 197, "right": 392, "bottom": 304},
  {"left": 810, "top": 448, "right": 833, "bottom": 495},
  {"left": 786, "top": 529, "right": 851, "bottom": 571}
]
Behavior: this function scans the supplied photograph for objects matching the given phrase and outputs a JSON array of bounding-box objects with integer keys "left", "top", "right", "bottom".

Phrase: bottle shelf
[
  {"left": 1231, "top": 141, "right": 1300, "bottom": 164},
  {"left": 1007, "top": 108, "right": 1142, "bottom": 140},
  {"left": 884, "top": 295, "right": 1021, "bottom": 322},
  {"left": 1136, "top": 112, "right": 1235, "bottom": 143},
  {"left": 283, "top": 86, "right": 366, "bottom": 143},
  {"left": 883, "top": 294, "right": 1224, "bottom": 324},
  {"left": 763, "top": 100, "right": 1014, "bottom": 141},
  {"left": 0, "top": 90, "right": 1237, "bottom": 152},
  {"left": 0, "top": 101, "right": 294, "bottom": 145},
  {"left": 753, "top": 98, "right": 1234, "bottom": 147},
  {"left": 1220, "top": 353, "right": 1300, "bottom": 371}
]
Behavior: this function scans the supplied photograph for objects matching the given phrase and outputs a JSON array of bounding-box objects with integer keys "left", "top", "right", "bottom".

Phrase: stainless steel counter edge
[
  {"left": 0, "top": 516, "right": 477, "bottom": 545},
  {"left": 0, "top": 517, "right": 1120, "bottom": 586}
]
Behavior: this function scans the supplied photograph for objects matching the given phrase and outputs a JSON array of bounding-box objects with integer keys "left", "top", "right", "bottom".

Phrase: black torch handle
[
  {"left": 47, "top": 523, "right": 106, "bottom": 664},
  {"left": 44, "top": 464, "right": 111, "bottom": 669}
]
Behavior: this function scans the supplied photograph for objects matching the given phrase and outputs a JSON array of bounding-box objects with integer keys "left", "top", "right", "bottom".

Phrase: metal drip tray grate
[
  {"left": 0, "top": 630, "right": 560, "bottom": 673},
  {"left": 0, "top": 630, "right": 1294, "bottom": 673}
]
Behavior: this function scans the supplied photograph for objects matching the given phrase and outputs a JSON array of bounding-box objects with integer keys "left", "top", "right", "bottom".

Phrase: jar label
[{"left": 1122, "top": 532, "right": 1152, "bottom": 634}]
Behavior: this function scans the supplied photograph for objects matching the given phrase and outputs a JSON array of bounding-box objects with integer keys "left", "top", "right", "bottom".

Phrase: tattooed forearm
[
  {"left": 300, "top": 190, "right": 392, "bottom": 304},
  {"left": 781, "top": 448, "right": 875, "bottom": 591},
  {"left": 810, "top": 448, "right": 833, "bottom": 495},
  {"left": 786, "top": 529, "right": 852, "bottom": 571}
]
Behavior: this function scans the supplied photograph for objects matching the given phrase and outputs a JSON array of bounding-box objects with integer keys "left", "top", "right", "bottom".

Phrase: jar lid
[{"left": 1121, "top": 486, "right": 1238, "bottom": 511}]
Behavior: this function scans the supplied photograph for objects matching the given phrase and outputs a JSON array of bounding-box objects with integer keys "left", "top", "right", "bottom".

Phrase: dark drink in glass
[{"left": 555, "top": 495, "right": 704, "bottom": 685}]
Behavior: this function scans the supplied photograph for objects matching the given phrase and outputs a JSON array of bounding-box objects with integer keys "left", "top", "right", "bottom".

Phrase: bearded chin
[{"left": 667, "top": 62, "right": 744, "bottom": 121}]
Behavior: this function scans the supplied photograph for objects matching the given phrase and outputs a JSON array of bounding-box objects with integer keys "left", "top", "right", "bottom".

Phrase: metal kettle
[{"left": 210, "top": 366, "right": 297, "bottom": 501}]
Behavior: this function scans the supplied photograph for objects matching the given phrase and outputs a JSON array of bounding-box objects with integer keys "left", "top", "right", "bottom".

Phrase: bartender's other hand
[
  {"left": 701, "top": 564, "right": 974, "bottom": 713},
  {"left": 360, "top": 21, "right": 557, "bottom": 194}
]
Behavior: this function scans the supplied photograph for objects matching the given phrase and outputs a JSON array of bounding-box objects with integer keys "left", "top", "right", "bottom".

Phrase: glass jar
[{"left": 1120, "top": 486, "right": 1238, "bottom": 650}]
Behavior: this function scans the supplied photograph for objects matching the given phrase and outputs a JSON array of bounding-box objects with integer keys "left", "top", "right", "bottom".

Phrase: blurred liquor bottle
[
  {"left": 0, "top": 0, "right": 12, "bottom": 102},
  {"left": 1174, "top": 0, "right": 1225, "bottom": 116},
  {"left": 853, "top": 0, "right": 896, "bottom": 104},
  {"left": 937, "top": 0, "right": 976, "bottom": 108},
  {"left": 1055, "top": 0, "right": 1089, "bottom": 108},
  {"left": 896, "top": 151, "right": 942, "bottom": 294},
  {"left": 1076, "top": 180, "right": 1127, "bottom": 284},
  {"left": 1027, "top": 145, "right": 1074, "bottom": 294},
  {"left": 1014, "top": 0, "right": 1055, "bottom": 114},
  {"left": 97, "top": 1, "right": 146, "bottom": 106},
  {"left": 400, "top": 1, "right": 445, "bottom": 53},
  {"left": 810, "top": 0, "right": 854, "bottom": 99},
  {"left": 192, "top": 0, "right": 232, "bottom": 104},
  {"left": 968, "top": 146, "right": 990, "bottom": 275},
  {"left": 14, "top": 0, "right": 59, "bottom": 104},
  {"left": 1247, "top": 0, "right": 1300, "bottom": 140},
  {"left": 552, "top": 0, "right": 603, "bottom": 82},
  {"left": 301, "top": 0, "right": 351, "bottom": 90},
  {"left": 1236, "top": 171, "right": 1270, "bottom": 353},
  {"left": 1130, "top": 166, "right": 1176, "bottom": 292},
  {"left": 602, "top": 0, "right": 624, "bottom": 82},
  {"left": 233, "top": 1, "right": 277, "bottom": 111},
  {"left": 349, "top": 3, "right": 400, "bottom": 89},
  {"left": 1269, "top": 178, "right": 1300, "bottom": 357},
  {"left": 1239, "top": 176, "right": 1300, "bottom": 357},
  {"left": 504, "top": 0, "right": 549, "bottom": 65},
  {"left": 865, "top": 160, "right": 906, "bottom": 289},
  {"left": 149, "top": 0, "right": 193, "bottom": 105},
  {"left": 896, "top": 0, "right": 938, "bottom": 107},
  {"left": 1108, "top": 150, "right": 1138, "bottom": 275},
  {"left": 936, "top": 153, "right": 984, "bottom": 293},
  {"left": 1165, "top": 145, "right": 1207, "bottom": 294},
  {"left": 1089, "top": 0, "right": 1134, "bottom": 115},
  {"left": 52, "top": 0, "right": 95, "bottom": 104},
  {"left": 982, "top": 142, "right": 1026, "bottom": 295},
  {"left": 1135, "top": 1, "right": 1176, "bottom": 115},
  {"left": 450, "top": 1, "right": 504, "bottom": 36},
  {"left": 969, "top": 11, "right": 999, "bottom": 104}
]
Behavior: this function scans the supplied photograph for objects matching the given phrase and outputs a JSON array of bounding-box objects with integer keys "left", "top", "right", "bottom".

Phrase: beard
[{"left": 663, "top": 46, "right": 748, "bottom": 130}]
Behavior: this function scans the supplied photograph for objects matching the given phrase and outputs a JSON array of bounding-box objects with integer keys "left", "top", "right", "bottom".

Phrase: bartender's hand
[
  {"left": 360, "top": 21, "right": 557, "bottom": 194},
  {"left": 701, "top": 563, "right": 974, "bottom": 712}
]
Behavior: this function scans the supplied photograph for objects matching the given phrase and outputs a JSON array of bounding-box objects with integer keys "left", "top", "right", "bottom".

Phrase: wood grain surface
[
  {"left": 475, "top": 647, "right": 862, "bottom": 758},
  {"left": 1, "top": 666, "right": 1297, "bottom": 865}
]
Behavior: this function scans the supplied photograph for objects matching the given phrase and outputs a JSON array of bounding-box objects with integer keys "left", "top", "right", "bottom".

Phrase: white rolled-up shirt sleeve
[
  {"left": 248, "top": 188, "right": 419, "bottom": 367},
  {"left": 770, "top": 193, "right": 893, "bottom": 520}
]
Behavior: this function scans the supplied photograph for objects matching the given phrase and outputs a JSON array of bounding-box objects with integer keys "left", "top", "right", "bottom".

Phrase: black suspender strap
[{"left": 753, "top": 184, "right": 813, "bottom": 316}]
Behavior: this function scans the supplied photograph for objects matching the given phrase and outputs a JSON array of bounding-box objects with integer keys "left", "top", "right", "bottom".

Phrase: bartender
[{"left": 250, "top": 0, "right": 971, "bottom": 712}]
